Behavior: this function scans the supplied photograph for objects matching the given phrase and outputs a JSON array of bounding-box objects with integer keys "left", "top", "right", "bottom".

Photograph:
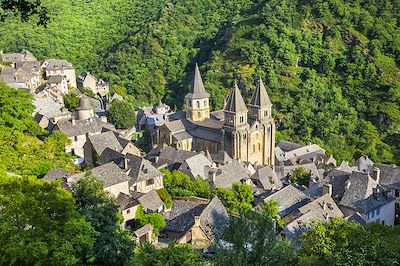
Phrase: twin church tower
[{"left": 157, "top": 64, "right": 275, "bottom": 167}]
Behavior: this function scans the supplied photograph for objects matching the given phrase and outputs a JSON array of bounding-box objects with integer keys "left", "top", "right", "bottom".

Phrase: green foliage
[
  {"left": 297, "top": 218, "right": 400, "bottom": 265},
  {"left": 215, "top": 201, "right": 295, "bottom": 266},
  {"left": 289, "top": 167, "right": 312, "bottom": 186},
  {"left": 135, "top": 205, "right": 166, "bottom": 236},
  {"left": 111, "top": 85, "right": 127, "bottom": 96},
  {"left": 214, "top": 182, "right": 254, "bottom": 213},
  {"left": 161, "top": 169, "right": 212, "bottom": 198},
  {"left": 72, "top": 174, "right": 134, "bottom": 265},
  {"left": 0, "top": 83, "right": 74, "bottom": 176},
  {"left": 63, "top": 93, "right": 80, "bottom": 111},
  {"left": 0, "top": 174, "right": 96, "bottom": 265},
  {"left": 129, "top": 243, "right": 205, "bottom": 266},
  {"left": 2, "top": 0, "right": 400, "bottom": 164},
  {"left": 0, "top": 0, "right": 49, "bottom": 26},
  {"left": 156, "top": 188, "right": 173, "bottom": 209},
  {"left": 80, "top": 87, "right": 96, "bottom": 98},
  {"left": 107, "top": 99, "right": 136, "bottom": 129}
]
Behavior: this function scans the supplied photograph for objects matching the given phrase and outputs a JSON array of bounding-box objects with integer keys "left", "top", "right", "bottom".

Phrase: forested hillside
[{"left": 1, "top": 0, "right": 399, "bottom": 164}]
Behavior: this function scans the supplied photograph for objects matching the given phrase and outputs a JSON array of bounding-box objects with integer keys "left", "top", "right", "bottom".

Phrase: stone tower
[
  {"left": 185, "top": 63, "right": 210, "bottom": 122},
  {"left": 77, "top": 95, "right": 94, "bottom": 120},
  {"left": 248, "top": 78, "right": 275, "bottom": 166},
  {"left": 222, "top": 82, "right": 249, "bottom": 160}
]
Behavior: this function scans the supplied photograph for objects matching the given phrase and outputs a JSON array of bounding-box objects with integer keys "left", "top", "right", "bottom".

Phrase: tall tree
[
  {"left": 0, "top": 174, "right": 96, "bottom": 265},
  {"left": 72, "top": 174, "right": 134, "bottom": 265},
  {"left": 107, "top": 99, "right": 136, "bottom": 129}
]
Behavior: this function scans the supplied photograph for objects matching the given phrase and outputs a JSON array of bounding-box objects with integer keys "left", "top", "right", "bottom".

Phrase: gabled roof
[
  {"left": 34, "top": 97, "right": 70, "bottom": 119},
  {"left": 353, "top": 155, "right": 374, "bottom": 173},
  {"left": 97, "top": 148, "right": 125, "bottom": 166},
  {"left": 77, "top": 95, "right": 93, "bottom": 110},
  {"left": 117, "top": 192, "right": 139, "bottom": 211},
  {"left": 211, "top": 150, "right": 232, "bottom": 165},
  {"left": 48, "top": 75, "right": 64, "bottom": 84},
  {"left": 137, "top": 190, "right": 164, "bottom": 212},
  {"left": 224, "top": 82, "right": 248, "bottom": 113},
  {"left": 43, "top": 168, "right": 72, "bottom": 189},
  {"left": 89, "top": 162, "right": 129, "bottom": 188},
  {"left": 322, "top": 169, "right": 351, "bottom": 201},
  {"left": 185, "top": 63, "right": 210, "bottom": 99},
  {"left": 262, "top": 185, "right": 310, "bottom": 217},
  {"left": 126, "top": 154, "right": 163, "bottom": 184},
  {"left": 55, "top": 117, "right": 114, "bottom": 137},
  {"left": 88, "top": 131, "right": 123, "bottom": 156},
  {"left": 134, "top": 224, "right": 153, "bottom": 238},
  {"left": 251, "top": 166, "right": 283, "bottom": 191},
  {"left": 198, "top": 196, "right": 229, "bottom": 241},
  {"left": 44, "top": 59, "right": 74, "bottom": 70},
  {"left": 276, "top": 141, "right": 303, "bottom": 152},
  {"left": 374, "top": 164, "right": 400, "bottom": 189},
  {"left": 213, "top": 160, "right": 251, "bottom": 188},
  {"left": 179, "top": 153, "right": 212, "bottom": 179},
  {"left": 249, "top": 78, "right": 271, "bottom": 107}
]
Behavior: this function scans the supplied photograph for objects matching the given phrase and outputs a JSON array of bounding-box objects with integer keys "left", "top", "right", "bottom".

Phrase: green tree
[
  {"left": 0, "top": 0, "right": 49, "bottom": 25},
  {"left": 289, "top": 167, "right": 312, "bottom": 186},
  {"left": 107, "top": 99, "right": 136, "bottom": 129},
  {"left": 135, "top": 205, "right": 166, "bottom": 236},
  {"left": 0, "top": 174, "right": 96, "bottom": 265},
  {"left": 63, "top": 93, "right": 80, "bottom": 111},
  {"left": 161, "top": 169, "right": 211, "bottom": 198},
  {"left": 215, "top": 201, "right": 295, "bottom": 266},
  {"left": 129, "top": 243, "right": 205, "bottom": 266},
  {"left": 72, "top": 174, "right": 134, "bottom": 265},
  {"left": 215, "top": 182, "right": 254, "bottom": 213},
  {"left": 156, "top": 188, "right": 173, "bottom": 209},
  {"left": 298, "top": 218, "right": 400, "bottom": 265}
]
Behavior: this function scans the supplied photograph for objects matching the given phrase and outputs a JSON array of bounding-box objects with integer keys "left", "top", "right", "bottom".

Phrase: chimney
[
  {"left": 209, "top": 171, "right": 216, "bottom": 186},
  {"left": 124, "top": 158, "right": 129, "bottom": 170},
  {"left": 372, "top": 167, "right": 381, "bottom": 184},
  {"left": 72, "top": 117, "right": 76, "bottom": 125},
  {"left": 323, "top": 183, "right": 332, "bottom": 196}
]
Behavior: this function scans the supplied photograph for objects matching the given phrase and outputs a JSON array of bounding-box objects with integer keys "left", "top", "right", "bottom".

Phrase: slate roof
[
  {"left": 276, "top": 141, "right": 302, "bottom": 152},
  {"left": 146, "top": 146, "right": 197, "bottom": 167},
  {"left": 275, "top": 163, "right": 321, "bottom": 181},
  {"left": 185, "top": 63, "right": 210, "bottom": 99},
  {"left": 275, "top": 144, "right": 325, "bottom": 163},
  {"left": 322, "top": 169, "right": 351, "bottom": 202},
  {"left": 97, "top": 148, "right": 125, "bottom": 166},
  {"left": 163, "top": 200, "right": 207, "bottom": 233},
  {"left": 34, "top": 97, "right": 70, "bottom": 119},
  {"left": 337, "top": 161, "right": 358, "bottom": 173},
  {"left": 345, "top": 212, "right": 367, "bottom": 225},
  {"left": 353, "top": 155, "right": 374, "bottom": 173},
  {"left": 137, "top": 190, "right": 164, "bottom": 213},
  {"left": 44, "top": 59, "right": 74, "bottom": 70},
  {"left": 249, "top": 78, "right": 271, "bottom": 107},
  {"left": 179, "top": 153, "right": 213, "bottom": 179},
  {"left": 116, "top": 192, "right": 139, "bottom": 211},
  {"left": 211, "top": 150, "right": 232, "bottom": 165},
  {"left": 1, "top": 50, "right": 37, "bottom": 63},
  {"left": 210, "top": 110, "right": 225, "bottom": 121},
  {"left": 251, "top": 166, "right": 283, "bottom": 191},
  {"left": 188, "top": 127, "right": 222, "bottom": 143},
  {"left": 261, "top": 185, "right": 310, "bottom": 217},
  {"left": 88, "top": 162, "right": 129, "bottom": 187},
  {"left": 43, "top": 167, "right": 72, "bottom": 181},
  {"left": 173, "top": 131, "right": 193, "bottom": 141},
  {"left": 134, "top": 224, "right": 153, "bottom": 238},
  {"left": 198, "top": 196, "right": 229, "bottom": 241},
  {"left": 88, "top": 131, "right": 123, "bottom": 156},
  {"left": 224, "top": 82, "right": 248, "bottom": 113},
  {"left": 48, "top": 75, "right": 64, "bottom": 84},
  {"left": 126, "top": 154, "right": 163, "bottom": 184},
  {"left": 339, "top": 171, "right": 394, "bottom": 213},
  {"left": 77, "top": 95, "right": 93, "bottom": 110},
  {"left": 213, "top": 160, "right": 251, "bottom": 188},
  {"left": 374, "top": 164, "right": 400, "bottom": 189},
  {"left": 55, "top": 117, "right": 114, "bottom": 137}
]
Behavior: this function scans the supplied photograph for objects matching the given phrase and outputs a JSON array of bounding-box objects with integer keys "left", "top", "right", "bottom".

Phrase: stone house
[
  {"left": 117, "top": 192, "right": 140, "bottom": 228},
  {"left": 178, "top": 153, "right": 213, "bottom": 179},
  {"left": 34, "top": 97, "right": 71, "bottom": 131},
  {"left": 125, "top": 154, "right": 164, "bottom": 193},
  {"left": 77, "top": 71, "right": 109, "bottom": 97},
  {"left": 42, "top": 59, "right": 77, "bottom": 88},
  {"left": 134, "top": 224, "right": 157, "bottom": 245},
  {"left": 47, "top": 75, "right": 68, "bottom": 95}
]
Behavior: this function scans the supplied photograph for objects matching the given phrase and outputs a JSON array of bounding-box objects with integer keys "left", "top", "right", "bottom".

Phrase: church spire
[
  {"left": 186, "top": 63, "right": 210, "bottom": 99},
  {"left": 250, "top": 77, "right": 271, "bottom": 107},
  {"left": 224, "top": 81, "right": 248, "bottom": 113}
]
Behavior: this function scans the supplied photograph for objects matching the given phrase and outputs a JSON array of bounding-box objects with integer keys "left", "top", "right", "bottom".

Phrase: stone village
[{"left": 1, "top": 50, "right": 400, "bottom": 248}]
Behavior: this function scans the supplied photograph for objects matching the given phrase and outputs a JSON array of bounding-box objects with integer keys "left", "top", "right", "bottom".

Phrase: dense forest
[{"left": 1, "top": 0, "right": 399, "bottom": 164}]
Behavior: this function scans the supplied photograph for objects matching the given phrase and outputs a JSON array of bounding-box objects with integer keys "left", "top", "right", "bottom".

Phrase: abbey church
[{"left": 155, "top": 64, "right": 275, "bottom": 167}]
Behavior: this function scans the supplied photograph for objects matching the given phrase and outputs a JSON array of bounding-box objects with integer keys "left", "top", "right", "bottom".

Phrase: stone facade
[{"left": 155, "top": 65, "right": 275, "bottom": 167}]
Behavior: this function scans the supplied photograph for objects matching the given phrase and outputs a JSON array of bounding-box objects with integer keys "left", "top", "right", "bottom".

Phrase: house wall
[
  {"left": 122, "top": 143, "right": 141, "bottom": 156},
  {"left": 46, "top": 68, "right": 76, "bottom": 88},
  {"left": 104, "top": 181, "right": 130, "bottom": 198},
  {"left": 121, "top": 205, "right": 139, "bottom": 225},
  {"left": 365, "top": 201, "right": 395, "bottom": 226},
  {"left": 131, "top": 175, "right": 163, "bottom": 193},
  {"left": 176, "top": 138, "right": 193, "bottom": 151},
  {"left": 83, "top": 75, "right": 97, "bottom": 94},
  {"left": 191, "top": 225, "right": 211, "bottom": 249}
]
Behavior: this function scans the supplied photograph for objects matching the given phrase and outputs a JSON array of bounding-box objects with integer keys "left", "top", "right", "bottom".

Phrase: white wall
[
  {"left": 105, "top": 181, "right": 130, "bottom": 198},
  {"left": 365, "top": 201, "right": 395, "bottom": 226}
]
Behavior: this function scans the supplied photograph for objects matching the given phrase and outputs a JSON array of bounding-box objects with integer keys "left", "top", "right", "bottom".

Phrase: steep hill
[{"left": 0, "top": 0, "right": 399, "bottom": 164}]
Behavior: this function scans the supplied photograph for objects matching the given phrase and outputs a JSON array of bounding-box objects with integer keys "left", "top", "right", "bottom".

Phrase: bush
[
  {"left": 156, "top": 188, "right": 173, "bottom": 209},
  {"left": 107, "top": 99, "right": 136, "bottom": 129},
  {"left": 135, "top": 205, "right": 166, "bottom": 236}
]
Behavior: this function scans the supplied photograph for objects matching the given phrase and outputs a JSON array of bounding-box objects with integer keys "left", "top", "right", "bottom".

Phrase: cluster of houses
[{"left": 2, "top": 52, "right": 399, "bottom": 248}]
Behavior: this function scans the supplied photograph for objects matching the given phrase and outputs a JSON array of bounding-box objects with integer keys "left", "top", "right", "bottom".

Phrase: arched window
[
  {"left": 196, "top": 101, "right": 200, "bottom": 108},
  {"left": 189, "top": 100, "right": 192, "bottom": 107},
  {"left": 258, "top": 143, "right": 261, "bottom": 151},
  {"left": 264, "top": 110, "right": 268, "bottom": 117},
  {"left": 197, "top": 112, "right": 201, "bottom": 118},
  {"left": 252, "top": 145, "right": 255, "bottom": 153},
  {"left": 204, "top": 100, "right": 207, "bottom": 107}
]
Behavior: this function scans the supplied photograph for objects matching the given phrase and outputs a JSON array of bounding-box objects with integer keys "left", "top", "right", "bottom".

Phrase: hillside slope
[{"left": 0, "top": 0, "right": 399, "bottom": 164}]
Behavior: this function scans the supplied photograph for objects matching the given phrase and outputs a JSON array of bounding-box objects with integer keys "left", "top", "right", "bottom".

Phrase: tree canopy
[{"left": 107, "top": 99, "right": 136, "bottom": 129}]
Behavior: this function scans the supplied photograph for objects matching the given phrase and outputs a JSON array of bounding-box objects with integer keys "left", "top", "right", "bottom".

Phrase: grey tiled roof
[
  {"left": 146, "top": 146, "right": 197, "bottom": 167},
  {"left": 173, "top": 131, "right": 193, "bottom": 141},
  {"left": 179, "top": 153, "right": 212, "bottom": 179},
  {"left": 185, "top": 63, "right": 210, "bottom": 99},
  {"left": 375, "top": 164, "right": 400, "bottom": 189},
  {"left": 276, "top": 141, "right": 302, "bottom": 152},
  {"left": 262, "top": 185, "right": 310, "bottom": 217},
  {"left": 34, "top": 97, "right": 70, "bottom": 119},
  {"left": 249, "top": 78, "right": 271, "bottom": 107},
  {"left": 251, "top": 166, "right": 283, "bottom": 191},
  {"left": 211, "top": 150, "right": 232, "bottom": 165},
  {"left": 77, "top": 95, "right": 93, "bottom": 110},
  {"left": 126, "top": 154, "right": 163, "bottom": 184},
  {"left": 88, "top": 131, "right": 123, "bottom": 156},
  {"left": 188, "top": 127, "right": 222, "bottom": 143},
  {"left": 55, "top": 117, "right": 114, "bottom": 137},
  {"left": 210, "top": 110, "right": 225, "bottom": 121},
  {"left": 48, "top": 75, "right": 64, "bottom": 84},
  {"left": 137, "top": 190, "right": 164, "bottom": 213},
  {"left": 353, "top": 155, "right": 374, "bottom": 173},
  {"left": 45, "top": 59, "right": 74, "bottom": 70},
  {"left": 345, "top": 212, "right": 367, "bottom": 225},
  {"left": 134, "top": 224, "right": 153, "bottom": 238},
  {"left": 43, "top": 167, "right": 72, "bottom": 183},
  {"left": 198, "top": 196, "right": 229, "bottom": 241},
  {"left": 163, "top": 200, "right": 206, "bottom": 233},
  {"left": 116, "top": 192, "right": 139, "bottom": 211},
  {"left": 89, "top": 162, "right": 129, "bottom": 188},
  {"left": 213, "top": 160, "right": 251, "bottom": 188},
  {"left": 322, "top": 169, "right": 351, "bottom": 201},
  {"left": 224, "top": 82, "right": 248, "bottom": 113},
  {"left": 97, "top": 148, "right": 125, "bottom": 166}
]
